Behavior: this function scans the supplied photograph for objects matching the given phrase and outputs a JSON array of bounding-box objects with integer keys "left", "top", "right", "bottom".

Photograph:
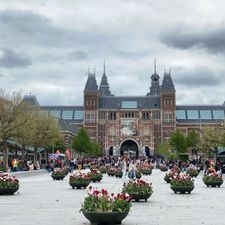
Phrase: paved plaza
[{"left": 1, "top": 169, "right": 225, "bottom": 225}]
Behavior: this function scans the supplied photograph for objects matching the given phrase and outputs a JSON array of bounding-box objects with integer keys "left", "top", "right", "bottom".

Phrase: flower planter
[
  {"left": 88, "top": 170, "right": 103, "bottom": 183},
  {"left": 170, "top": 186, "right": 194, "bottom": 194},
  {"left": 128, "top": 193, "right": 152, "bottom": 202},
  {"left": 203, "top": 176, "right": 223, "bottom": 187},
  {"left": 160, "top": 167, "right": 168, "bottom": 172},
  {"left": 90, "top": 177, "right": 102, "bottom": 182},
  {"left": 164, "top": 175, "right": 171, "bottom": 183},
  {"left": 69, "top": 181, "right": 90, "bottom": 189},
  {"left": 88, "top": 173, "right": 103, "bottom": 182},
  {"left": 99, "top": 167, "right": 107, "bottom": 174},
  {"left": 82, "top": 211, "right": 129, "bottom": 225},
  {"left": 51, "top": 174, "right": 66, "bottom": 180},
  {"left": 107, "top": 171, "right": 115, "bottom": 177},
  {"left": 0, "top": 187, "right": 19, "bottom": 195},
  {"left": 114, "top": 172, "right": 123, "bottom": 178},
  {"left": 139, "top": 169, "right": 152, "bottom": 175},
  {"left": 187, "top": 170, "right": 199, "bottom": 178}
]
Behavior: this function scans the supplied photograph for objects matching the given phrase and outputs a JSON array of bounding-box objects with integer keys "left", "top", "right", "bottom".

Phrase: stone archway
[
  {"left": 145, "top": 146, "right": 150, "bottom": 157},
  {"left": 120, "top": 139, "right": 139, "bottom": 157},
  {"left": 109, "top": 146, "right": 113, "bottom": 156}
]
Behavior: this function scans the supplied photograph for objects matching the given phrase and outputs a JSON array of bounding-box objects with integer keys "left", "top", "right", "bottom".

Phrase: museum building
[{"left": 23, "top": 65, "right": 225, "bottom": 156}]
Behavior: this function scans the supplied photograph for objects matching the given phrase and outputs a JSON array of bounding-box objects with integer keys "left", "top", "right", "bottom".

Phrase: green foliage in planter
[
  {"left": 139, "top": 168, "right": 152, "bottom": 175},
  {"left": 88, "top": 169, "right": 103, "bottom": 181},
  {"left": 122, "top": 180, "right": 153, "bottom": 195},
  {"left": 69, "top": 173, "right": 90, "bottom": 184},
  {"left": 81, "top": 188, "right": 131, "bottom": 213},
  {"left": 170, "top": 174, "right": 194, "bottom": 188},
  {"left": 0, "top": 173, "right": 19, "bottom": 189},
  {"left": 203, "top": 175, "right": 223, "bottom": 183},
  {"left": 186, "top": 168, "right": 199, "bottom": 177}
]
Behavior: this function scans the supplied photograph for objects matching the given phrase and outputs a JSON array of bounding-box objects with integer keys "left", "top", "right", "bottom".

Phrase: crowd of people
[
  {"left": 1, "top": 154, "right": 224, "bottom": 178},
  {"left": 0, "top": 158, "right": 42, "bottom": 172}
]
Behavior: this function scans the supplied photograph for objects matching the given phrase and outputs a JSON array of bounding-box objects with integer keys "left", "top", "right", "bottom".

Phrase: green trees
[
  {"left": 30, "top": 111, "right": 62, "bottom": 162},
  {"left": 72, "top": 127, "right": 102, "bottom": 157},
  {"left": 200, "top": 125, "right": 225, "bottom": 158},
  {"left": 0, "top": 90, "right": 34, "bottom": 171},
  {"left": 0, "top": 90, "right": 62, "bottom": 171},
  {"left": 186, "top": 129, "right": 200, "bottom": 154},
  {"left": 156, "top": 140, "right": 171, "bottom": 159},
  {"left": 170, "top": 129, "right": 187, "bottom": 158}
]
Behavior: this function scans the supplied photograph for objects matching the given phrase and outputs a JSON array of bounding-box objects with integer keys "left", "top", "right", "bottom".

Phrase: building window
[
  {"left": 99, "top": 111, "right": 106, "bottom": 120},
  {"left": 213, "top": 110, "right": 225, "bottom": 119},
  {"left": 187, "top": 110, "right": 199, "bottom": 119},
  {"left": 121, "top": 101, "right": 137, "bottom": 108},
  {"left": 200, "top": 110, "right": 212, "bottom": 119},
  {"left": 62, "top": 110, "right": 73, "bottom": 120},
  {"left": 86, "top": 112, "right": 95, "bottom": 123},
  {"left": 50, "top": 110, "right": 61, "bottom": 118},
  {"left": 142, "top": 112, "right": 150, "bottom": 120},
  {"left": 74, "top": 111, "right": 83, "bottom": 120},
  {"left": 108, "top": 112, "right": 116, "bottom": 120},
  {"left": 152, "top": 111, "right": 160, "bottom": 119},
  {"left": 163, "top": 112, "right": 173, "bottom": 123},
  {"left": 176, "top": 110, "right": 186, "bottom": 120}
]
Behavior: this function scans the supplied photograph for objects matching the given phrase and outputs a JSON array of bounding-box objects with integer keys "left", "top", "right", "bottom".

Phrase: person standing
[
  {"left": 129, "top": 160, "right": 137, "bottom": 180},
  {"left": 122, "top": 157, "right": 128, "bottom": 182},
  {"left": 13, "top": 158, "right": 18, "bottom": 172}
]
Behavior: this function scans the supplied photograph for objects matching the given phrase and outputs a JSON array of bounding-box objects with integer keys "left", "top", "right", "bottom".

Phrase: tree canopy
[
  {"left": 72, "top": 127, "right": 102, "bottom": 157},
  {"left": 170, "top": 129, "right": 187, "bottom": 158}
]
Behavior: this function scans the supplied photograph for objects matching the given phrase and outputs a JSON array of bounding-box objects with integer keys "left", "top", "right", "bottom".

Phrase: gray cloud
[
  {"left": 0, "top": 1, "right": 225, "bottom": 106},
  {"left": 0, "top": 48, "right": 32, "bottom": 68},
  {"left": 68, "top": 51, "right": 89, "bottom": 61},
  {"left": 160, "top": 26, "right": 225, "bottom": 53},
  {"left": 0, "top": 72, "right": 6, "bottom": 77},
  {"left": 0, "top": 9, "right": 113, "bottom": 50},
  {"left": 174, "top": 67, "right": 224, "bottom": 87},
  {"left": 0, "top": 9, "right": 82, "bottom": 48}
]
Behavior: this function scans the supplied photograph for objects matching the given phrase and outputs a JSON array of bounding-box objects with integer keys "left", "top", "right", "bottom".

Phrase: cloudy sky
[{"left": 0, "top": 0, "right": 225, "bottom": 106}]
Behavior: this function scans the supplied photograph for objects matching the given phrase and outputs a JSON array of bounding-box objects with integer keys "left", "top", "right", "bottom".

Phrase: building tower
[
  {"left": 99, "top": 61, "right": 112, "bottom": 96},
  {"left": 83, "top": 70, "right": 99, "bottom": 141},
  {"left": 160, "top": 69, "right": 176, "bottom": 140},
  {"left": 147, "top": 59, "right": 160, "bottom": 96}
]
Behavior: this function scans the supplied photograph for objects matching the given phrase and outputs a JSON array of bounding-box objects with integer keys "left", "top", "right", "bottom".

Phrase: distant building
[{"left": 23, "top": 63, "right": 225, "bottom": 156}]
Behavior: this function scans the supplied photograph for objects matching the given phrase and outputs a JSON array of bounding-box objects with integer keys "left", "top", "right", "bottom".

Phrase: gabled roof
[
  {"left": 84, "top": 73, "right": 98, "bottom": 92},
  {"left": 22, "top": 95, "right": 39, "bottom": 106},
  {"left": 161, "top": 72, "right": 175, "bottom": 91}
]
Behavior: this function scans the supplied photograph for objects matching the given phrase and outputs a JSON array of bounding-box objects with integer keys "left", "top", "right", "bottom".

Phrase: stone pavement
[{"left": 1, "top": 169, "right": 225, "bottom": 225}]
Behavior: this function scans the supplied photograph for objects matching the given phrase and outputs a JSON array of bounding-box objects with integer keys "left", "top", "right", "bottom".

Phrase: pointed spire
[
  {"left": 146, "top": 58, "right": 160, "bottom": 96},
  {"left": 154, "top": 58, "right": 156, "bottom": 75},
  {"left": 103, "top": 59, "right": 106, "bottom": 75},
  {"left": 99, "top": 60, "right": 112, "bottom": 96}
]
